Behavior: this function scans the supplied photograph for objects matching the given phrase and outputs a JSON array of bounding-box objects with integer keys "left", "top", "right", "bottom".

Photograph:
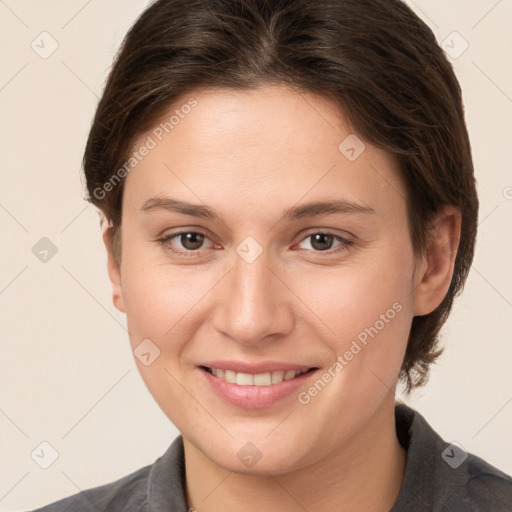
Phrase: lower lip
[{"left": 199, "top": 367, "right": 317, "bottom": 409}]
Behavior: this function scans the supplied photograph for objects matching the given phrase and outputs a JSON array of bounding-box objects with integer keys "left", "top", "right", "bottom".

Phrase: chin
[{"left": 191, "top": 429, "right": 313, "bottom": 475}]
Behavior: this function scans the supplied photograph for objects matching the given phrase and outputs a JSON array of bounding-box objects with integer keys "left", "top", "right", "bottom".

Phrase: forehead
[{"left": 123, "top": 84, "right": 406, "bottom": 223}]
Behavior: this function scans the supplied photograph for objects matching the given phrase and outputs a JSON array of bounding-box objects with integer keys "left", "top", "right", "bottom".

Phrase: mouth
[
  {"left": 200, "top": 366, "right": 316, "bottom": 386},
  {"left": 197, "top": 362, "right": 320, "bottom": 408}
]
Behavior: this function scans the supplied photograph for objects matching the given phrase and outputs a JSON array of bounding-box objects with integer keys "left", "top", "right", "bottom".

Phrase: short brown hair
[{"left": 83, "top": 0, "right": 478, "bottom": 392}]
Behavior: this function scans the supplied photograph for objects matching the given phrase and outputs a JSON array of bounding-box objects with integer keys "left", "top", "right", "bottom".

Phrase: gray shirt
[{"left": 31, "top": 404, "right": 512, "bottom": 511}]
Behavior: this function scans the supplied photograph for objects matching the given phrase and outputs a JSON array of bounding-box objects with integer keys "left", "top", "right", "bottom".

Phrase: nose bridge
[{"left": 213, "top": 246, "right": 293, "bottom": 345}]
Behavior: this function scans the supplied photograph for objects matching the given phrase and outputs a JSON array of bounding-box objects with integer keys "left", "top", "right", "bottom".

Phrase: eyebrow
[{"left": 141, "top": 197, "right": 375, "bottom": 222}]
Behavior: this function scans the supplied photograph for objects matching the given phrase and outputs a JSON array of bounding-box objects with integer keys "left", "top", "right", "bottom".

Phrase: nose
[{"left": 212, "top": 250, "right": 295, "bottom": 346}]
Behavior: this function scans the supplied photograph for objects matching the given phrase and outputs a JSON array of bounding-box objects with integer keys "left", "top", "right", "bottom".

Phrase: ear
[
  {"left": 101, "top": 220, "right": 126, "bottom": 313},
  {"left": 412, "top": 206, "right": 461, "bottom": 316}
]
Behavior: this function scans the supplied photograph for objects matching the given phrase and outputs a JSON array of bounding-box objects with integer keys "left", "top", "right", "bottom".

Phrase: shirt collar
[
  {"left": 391, "top": 402, "right": 468, "bottom": 511},
  {"left": 147, "top": 433, "right": 188, "bottom": 511}
]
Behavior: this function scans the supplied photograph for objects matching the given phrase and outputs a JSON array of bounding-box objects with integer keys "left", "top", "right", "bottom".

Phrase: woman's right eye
[{"left": 157, "top": 231, "right": 215, "bottom": 256}]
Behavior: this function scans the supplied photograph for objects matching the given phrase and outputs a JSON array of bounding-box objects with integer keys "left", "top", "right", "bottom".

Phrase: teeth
[
  {"left": 253, "top": 372, "right": 272, "bottom": 386},
  {"left": 236, "top": 372, "right": 254, "bottom": 386},
  {"left": 225, "top": 370, "right": 237, "bottom": 384},
  {"left": 207, "top": 367, "right": 305, "bottom": 386},
  {"left": 271, "top": 370, "right": 284, "bottom": 384},
  {"left": 284, "top": 370, "right": 297, "bottom": 381}
]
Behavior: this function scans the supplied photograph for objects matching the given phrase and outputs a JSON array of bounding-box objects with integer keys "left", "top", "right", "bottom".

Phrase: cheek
[
  {"left": 292, "top": 245, "right": 414, "bottom": 377},
  {"left": 289, "top": 264, "right": 413, "bottom": 433},
  {"left": 118, "top": 248, "right": 215, "bottom": 430},
  {"left": 121, "top": 261, "right": 213, "bottom": 347}
]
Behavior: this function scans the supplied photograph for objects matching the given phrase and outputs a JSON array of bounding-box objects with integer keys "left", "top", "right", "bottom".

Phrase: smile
[
  {"left": 199, "top": 364, "right": 319, "bottom": 408},
  {"left": 202, "top": 366, "right": 308, "bottom": 386}
]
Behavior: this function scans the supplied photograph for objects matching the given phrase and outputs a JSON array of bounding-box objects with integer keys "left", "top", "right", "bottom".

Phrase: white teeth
[
  {"left": 224, "top": 370, "right": 237, "bottom": 383},
  {"left": 236, "top": 372, "right": 254, "bottom": 386},
  {"left": 253, "top": 372, "right": 272, "bottom": 386},
  {"left": 284, "top": 370, "right": 296, "bottom": 381},
  {"left": 271, "top": 370, "right": 284, "bottom": 384},
  {"left": 207, "top": 367, "right": 306, "bottom": 386}
]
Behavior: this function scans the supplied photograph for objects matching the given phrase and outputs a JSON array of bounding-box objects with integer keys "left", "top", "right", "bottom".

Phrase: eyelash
[{"left": 157, "top": 230, "right": 354, "bottom": 257}]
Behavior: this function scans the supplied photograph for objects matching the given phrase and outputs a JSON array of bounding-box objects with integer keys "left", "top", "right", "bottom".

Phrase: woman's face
[{"left": 110, "top": 84, "right": 422, "bottom": 473}]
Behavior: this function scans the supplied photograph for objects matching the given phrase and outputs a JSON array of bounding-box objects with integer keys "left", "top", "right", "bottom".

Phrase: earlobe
[
  {"left": 101, "top": 221, "right": 126, "bottom": 313},
  {"left": 412, "top": 206, "right": 461, "bottom": 316}
]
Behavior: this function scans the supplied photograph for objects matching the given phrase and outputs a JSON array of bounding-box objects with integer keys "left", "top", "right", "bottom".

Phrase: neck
[{"left": 184, "top": 396, "right": 406, "bottom": 512}]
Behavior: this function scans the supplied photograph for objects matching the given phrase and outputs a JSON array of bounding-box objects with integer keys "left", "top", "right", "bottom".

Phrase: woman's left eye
[{"left": 296, "top": 232, "right": 353, "bottom": 253}]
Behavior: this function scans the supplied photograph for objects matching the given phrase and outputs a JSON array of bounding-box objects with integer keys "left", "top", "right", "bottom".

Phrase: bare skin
[{"left": 102, "top": 84, "right": 460, "bottom": 511}]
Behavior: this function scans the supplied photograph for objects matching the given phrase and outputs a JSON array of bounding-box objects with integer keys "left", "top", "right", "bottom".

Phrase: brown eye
[
  {"left": 296, "top": 231, "right": 354, "bottom": 254},
  {"left": 158, "top": 230, "right": 214, "bottom": 257},
  {"left": 309, "top": 233, "right": 336, "bottom": 251},
  {"left": 178, "top": 232, "right": 205, "bottom": 251}
]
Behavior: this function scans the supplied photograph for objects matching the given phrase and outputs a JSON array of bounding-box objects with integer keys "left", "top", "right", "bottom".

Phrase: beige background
[{"left": 0, "top": 0, "right": 511, "bottom": 510}]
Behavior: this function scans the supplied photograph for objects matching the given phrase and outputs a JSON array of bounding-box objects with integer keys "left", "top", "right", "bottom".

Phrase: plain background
[{"left": 0, "top": 0, "right": 511, "bottom": 510}]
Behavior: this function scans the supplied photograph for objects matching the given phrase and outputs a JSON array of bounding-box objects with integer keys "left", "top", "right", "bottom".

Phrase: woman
[{"left": 32, "top": 0, "right": 512, "bottom": 510}]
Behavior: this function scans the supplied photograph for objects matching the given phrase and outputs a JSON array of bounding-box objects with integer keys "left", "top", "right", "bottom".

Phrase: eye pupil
[
  {"left": 311, "top": 233, "right": 333, "bottom": 251},
  {"left": 181, "top": 232, "right": 204, "bottom": 250}
]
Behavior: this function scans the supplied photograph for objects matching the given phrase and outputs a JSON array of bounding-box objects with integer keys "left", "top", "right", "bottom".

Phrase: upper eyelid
[{"left": 297, "top": 228, "right": 354, "bottom": 241}]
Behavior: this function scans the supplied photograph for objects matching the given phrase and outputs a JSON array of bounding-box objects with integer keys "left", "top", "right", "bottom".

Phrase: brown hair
[{"left": 83, "top": 0, "right": 478, "bottom": 392}]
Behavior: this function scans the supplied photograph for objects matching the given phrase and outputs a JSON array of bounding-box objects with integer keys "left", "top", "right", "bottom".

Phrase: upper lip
[{"left": 199, "top": 360, "right": 318, "bottom": 374}]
